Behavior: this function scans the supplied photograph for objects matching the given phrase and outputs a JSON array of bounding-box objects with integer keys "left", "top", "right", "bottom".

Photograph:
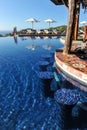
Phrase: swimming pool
[{"left": 0, "top": 36, "right": 87, "bottom": 130}]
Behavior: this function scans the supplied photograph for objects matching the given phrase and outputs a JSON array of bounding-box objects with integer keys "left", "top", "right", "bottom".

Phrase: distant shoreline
[{"left": 0, "top": 30, "right": 12, "bottom": 35}]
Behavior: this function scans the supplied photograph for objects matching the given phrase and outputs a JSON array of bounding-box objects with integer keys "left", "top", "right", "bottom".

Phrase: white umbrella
[
  {"left": 44, "top": 18, "right": 56, "bottom": 29},
  {"left": 80, "top": 21, "right": 87, "bottom": 25},
  {"left": 26, "top": 18, "right": 40, "bottom": 29},
  {"left": 26, "top": 36, "right": 39, "bottom": 51}
]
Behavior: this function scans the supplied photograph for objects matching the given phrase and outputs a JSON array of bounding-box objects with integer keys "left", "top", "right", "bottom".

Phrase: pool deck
[{"left": 55, "top": 38, "right": 87, "bottom": 92}]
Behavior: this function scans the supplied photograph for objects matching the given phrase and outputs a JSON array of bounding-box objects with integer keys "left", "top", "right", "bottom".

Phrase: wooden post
[
  {"left": 73, "top": 2, "right": 80, "bottom": 40},
  {"left": 83, "top": 26, "right": 87, "bottom": 41},
  {"left": 63, "top": 0, "right": 76, "bottom": 54},
  {"left": 73, "top": 14, "right": 79, "bottom": 40}
]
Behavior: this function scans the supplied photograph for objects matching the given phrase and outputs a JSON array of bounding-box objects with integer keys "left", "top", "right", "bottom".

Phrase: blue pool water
[{"left": 0, "top": 36, "right": 87, "bottom": 130}]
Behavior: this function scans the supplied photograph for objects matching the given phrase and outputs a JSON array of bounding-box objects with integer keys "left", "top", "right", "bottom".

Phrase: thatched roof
[
  {"left": 50, "top": 0, "right": 64, "bottom": 5},
  {"left": 51, "top": 0, "right": 87, "bottom": 9},
  {"left": 82, "top": 0, "right": 87, "bottom": 9}
]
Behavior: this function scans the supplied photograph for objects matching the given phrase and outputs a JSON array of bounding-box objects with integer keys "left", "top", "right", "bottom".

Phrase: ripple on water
[{"left": 0, "top": 37, "right": 87, "bottom": 129}]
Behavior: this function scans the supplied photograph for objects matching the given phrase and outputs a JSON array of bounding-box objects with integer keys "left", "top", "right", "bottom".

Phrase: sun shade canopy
[{"left": 50, "top": 0, "right": 87, "bottom": 9}]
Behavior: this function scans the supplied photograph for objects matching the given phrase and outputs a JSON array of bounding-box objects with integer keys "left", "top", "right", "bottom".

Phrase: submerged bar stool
[
  {"left": 41, "top": 54, "right": 52, "bottom": 62},
  {"left": 37, "top": 60, "right": 49, "bottom": 71},
  {"left": 38, "top": 71, "right": 54, "bottom": 97},
  {"left": 54, "top": 88, "right": 80, "bottom": 129},
  {"left": 50, "top": 50, "right": 55, "bottom": 58},
  {"left": 41, "top": 54, "right": 54, "bottom": 71},
  {"left": 54, "top": 88, "right": 80, "bottom": 112}
]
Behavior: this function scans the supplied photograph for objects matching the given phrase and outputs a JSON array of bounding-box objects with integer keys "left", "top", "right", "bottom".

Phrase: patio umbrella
[
  {"left": 44, "top": 18, "right": 56, "bottom": 29},
  {"left": 26, "top": 18, "right": 40, "bottom": 29},
  {"left": 80, "top": 21, "right": 87, "bottom": 25}
]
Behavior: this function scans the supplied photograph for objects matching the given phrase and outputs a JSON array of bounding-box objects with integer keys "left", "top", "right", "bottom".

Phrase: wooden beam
[
  {"left": 63, "top": 0, "right": 76, "bottom": 54},
  {"left": 73, "top": 2, "right": 80, "bottom": 40},
  {"left": 83, "top": 26, "right": 87, "bottom": 41},
  {"left": 50, "top": 0, "right": 63, "bottom": 5}
]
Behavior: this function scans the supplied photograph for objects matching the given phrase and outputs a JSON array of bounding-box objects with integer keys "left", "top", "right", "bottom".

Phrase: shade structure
[
  {"left": 26, "top": 18, "right": 40, "bottom": 29},
  {"left": 44, "top": 18, "right": 56, "bottom": 29},
  {"left": 80, "top": 21, "right": 87, "bottom": 25}
]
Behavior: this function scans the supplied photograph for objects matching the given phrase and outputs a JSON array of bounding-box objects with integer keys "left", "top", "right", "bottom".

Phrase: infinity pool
[{"left": 0, "top": 36, "right": 87, "bottom": 130}]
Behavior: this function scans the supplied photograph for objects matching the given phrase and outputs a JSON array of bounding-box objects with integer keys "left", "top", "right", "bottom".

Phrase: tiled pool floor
[{"left": 0, "top": 37, "right": 87, "bottom": 130}]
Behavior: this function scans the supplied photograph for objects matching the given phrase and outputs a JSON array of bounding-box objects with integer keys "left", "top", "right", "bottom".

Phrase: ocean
[{"left": 0, "top": 30, "right": 12, "bottom": 35}]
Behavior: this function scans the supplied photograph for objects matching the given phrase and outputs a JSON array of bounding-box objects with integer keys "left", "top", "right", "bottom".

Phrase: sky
[{"left": 0, "top": 0, "right": 87, "bottom": 31}]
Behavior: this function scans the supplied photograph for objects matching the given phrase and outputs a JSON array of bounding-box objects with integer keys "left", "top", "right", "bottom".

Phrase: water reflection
[
  {"left": 26, "top": 36, "right": 39, "bottom": 50},
  {"left": 43, "top": 37, "right": 54, "bottom": 50},
  {"left": 26, "top": 44, "right": 39, "bottom": 51},
  {"left": 13, "top": 36, "right": 18, "bottom": 44}
]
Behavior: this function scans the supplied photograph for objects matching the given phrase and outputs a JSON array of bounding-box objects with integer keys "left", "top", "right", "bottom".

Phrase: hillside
[
  {"left": 0, "top": 25, "right": 84, "bottom": 37},
  {"left": 50, "top": 25, "right": 67, "bottom": 33}
]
